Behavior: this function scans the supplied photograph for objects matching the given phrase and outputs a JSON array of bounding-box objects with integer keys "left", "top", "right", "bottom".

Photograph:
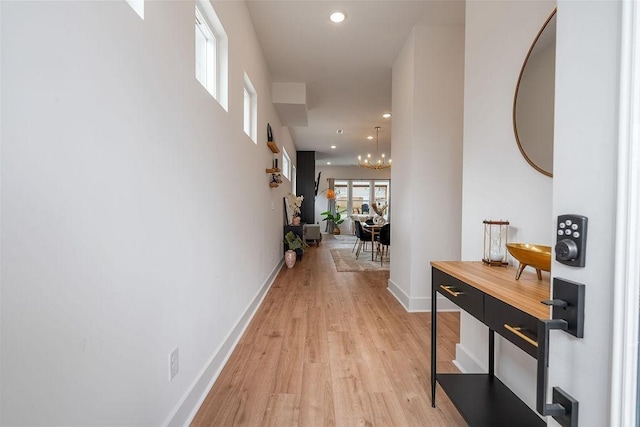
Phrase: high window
[
  {"left": 195, "top": 7, "right": 216, "bottom": 97},
  {"left": 195, "top": 2, "right": 228, "bottom": 110},
  {"left": 243, "top": 73, "right": 257, "bottom": 143},
  {"left": 282, "top": 148, "right": 291, "bottom": 180},
  {"left": 126, "top": 0, "right": 144, "bottom": 19},
  {"left": 292, "top": 165, "right": 297, "bottom": 194}
]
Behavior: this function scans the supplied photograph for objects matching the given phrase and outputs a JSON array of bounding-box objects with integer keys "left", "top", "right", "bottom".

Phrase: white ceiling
[{"left": 246, "top": 0, "right": 466, "bottom": 166}]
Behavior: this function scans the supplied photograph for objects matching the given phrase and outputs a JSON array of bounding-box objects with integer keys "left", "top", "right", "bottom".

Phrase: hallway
[{"left": 192, "top": 235, "right": 465, "bottom": 426}]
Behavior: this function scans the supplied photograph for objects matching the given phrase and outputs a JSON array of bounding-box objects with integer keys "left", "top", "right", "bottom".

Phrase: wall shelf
[
  {"left": 266, "top": 137, "right": 280, "bottom": 187},
  {"left": 268, "top": 170, "right": 282, "bottom": 188},
  {"left": 267, "top": 141, "right": 280, "bottom": 153},
  {"left": 437, "top": 374, "right": 545, "bottom": 426}
]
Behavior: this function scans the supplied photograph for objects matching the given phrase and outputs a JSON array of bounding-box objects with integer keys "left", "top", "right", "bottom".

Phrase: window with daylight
[
  {"left": 282, "top": 148, "right": 291, "bottom": 180},
  {"left": 195, "top": 7, "right": 216, "bottom": 97},
  {"left": 334, "top": 181, "right": 349, "bottom": 214},
  {"left": 352, "top": 181, "right": 372, "bottom": 214},
  {"left": 195, "top": 2, "right": 228, "bottom": 110},
  {"left": 126, "top": 0, "right": 144, "bottom": 19},
  {"left": 332, "top": 180, "right": 391, "bottom": 219},
  {"left": 243, "top": 73, "right": 257, "bottom": 143},
  {"left": 374, "top": 181, "right": 390, "bottom": 206},
  {"left": 292, "top": 165, "right": 297, "bottom": 194}
]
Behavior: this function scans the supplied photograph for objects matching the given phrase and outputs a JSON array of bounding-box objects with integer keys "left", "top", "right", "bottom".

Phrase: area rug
[
  {"left": 330, "top": 248, "right": 390, "bottom": 272},
  {"left": 332, "top": 234, "right": 357, "bottom": 243}
]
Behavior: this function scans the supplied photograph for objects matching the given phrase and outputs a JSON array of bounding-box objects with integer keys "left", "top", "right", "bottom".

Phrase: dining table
[{"left": 362, "top": 222, "right": 384, "bottom": 261}]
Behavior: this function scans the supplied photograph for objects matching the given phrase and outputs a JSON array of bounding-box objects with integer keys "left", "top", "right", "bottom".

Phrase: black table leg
[
  {"left": 431, "top": 278, "right": 437, "bottom": 407},
  {"left": 489, "top": 329, "right": 495, "bottom": 377}
]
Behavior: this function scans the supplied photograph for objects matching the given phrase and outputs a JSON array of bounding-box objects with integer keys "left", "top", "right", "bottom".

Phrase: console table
[{"left": 431, "top": 261, "right": 550, "bottom": 426}]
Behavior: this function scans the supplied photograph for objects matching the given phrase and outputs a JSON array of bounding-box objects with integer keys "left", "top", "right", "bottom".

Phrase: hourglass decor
[{"left": 482, "top": 220, "right": 509, "bottom": 266}]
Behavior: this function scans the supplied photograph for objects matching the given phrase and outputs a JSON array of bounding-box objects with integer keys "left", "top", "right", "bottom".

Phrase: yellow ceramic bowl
[{"left": 506, "top": 243, "right": 552, "bottom": 280}]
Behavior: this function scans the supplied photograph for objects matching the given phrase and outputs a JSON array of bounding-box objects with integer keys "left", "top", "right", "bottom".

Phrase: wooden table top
[
  {"left": 431, "top": 261, "right": 551, "bottom": 320},
  {"left": 363, "top": 223, "right": 385, "bottom": 229}
]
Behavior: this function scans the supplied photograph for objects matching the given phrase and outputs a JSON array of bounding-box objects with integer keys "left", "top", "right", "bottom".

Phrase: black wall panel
[{"left": 296, "top": 151, "right": 315, "bottom": 224}]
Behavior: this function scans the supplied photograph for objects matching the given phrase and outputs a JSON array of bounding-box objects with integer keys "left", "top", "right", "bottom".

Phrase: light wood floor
[{"left": 192, "top": 235, "right": 466, "bottom": 426}]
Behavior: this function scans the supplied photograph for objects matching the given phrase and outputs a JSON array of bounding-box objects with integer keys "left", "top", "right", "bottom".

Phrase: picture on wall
[{"left": 283, "top": 197, "right": 292, "bottom": 226}]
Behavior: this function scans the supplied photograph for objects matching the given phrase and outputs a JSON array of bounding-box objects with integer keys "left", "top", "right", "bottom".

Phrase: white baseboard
[
  {"left": 163, "top": 259, "right": 284, "bottom": 427},
  {"left": 453, "top": 343, "right": 486, "bottom": 373},
  {"left": 387, "top": 278, "right": 460, "bottom": 312}
]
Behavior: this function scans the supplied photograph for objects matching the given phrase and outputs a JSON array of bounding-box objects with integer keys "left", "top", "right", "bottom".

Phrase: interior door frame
[{"left": 610, "top": 0, "right": 640, "bottom": 424}]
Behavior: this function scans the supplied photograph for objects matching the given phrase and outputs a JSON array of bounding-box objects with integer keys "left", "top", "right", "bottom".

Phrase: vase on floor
[{"left": 285, "top": 250, "right": 297, "bottom": 268}]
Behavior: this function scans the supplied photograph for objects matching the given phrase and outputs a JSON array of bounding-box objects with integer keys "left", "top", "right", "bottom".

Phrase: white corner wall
[
  {"left": 0, "top": 1, "right": 294, "bottom": 426},
  {"left": 549, "top": 1, "right": 621, "bottom": 425},
  {"left": 390, "top": 25, "right": 465, "bottom": 311},
  {"left": 460, "top": 0, "right": 555, "bottom": 410}
]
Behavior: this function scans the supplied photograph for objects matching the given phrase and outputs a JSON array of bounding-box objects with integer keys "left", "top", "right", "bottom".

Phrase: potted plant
[
  {"left": 284, "top": 231, "right": 307, "bottom": 268},
  {"left": 320, "top": 209, "right": 347, "bottom": 235}
]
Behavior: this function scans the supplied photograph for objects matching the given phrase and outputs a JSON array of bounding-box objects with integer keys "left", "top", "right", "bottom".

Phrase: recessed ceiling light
[
  {"left": 336, "top": 129, "right": 344, "bottom": 134},
  {"left": 367, "top": 136, "right": 374, "bottom": 140},
  {"left": 330, "top": 11, "right": 346, "bottom": 23},
  {"left": 382, "top": 113, "right": 392, "bottom": 118},
  {"left": 330, "top": 145, "right": 337, "bottom": 149},
  {"left": 327, "top": 162, "right": 332, "bottom": 165}
]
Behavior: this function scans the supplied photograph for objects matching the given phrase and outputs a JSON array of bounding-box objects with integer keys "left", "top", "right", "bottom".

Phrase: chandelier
[{"left": 358, "top": 126, "right": 391, "bottom": 169}]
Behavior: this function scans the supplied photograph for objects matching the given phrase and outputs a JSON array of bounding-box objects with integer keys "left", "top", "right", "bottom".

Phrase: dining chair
[
  {"left": 376, "top": 223, "right": 390, "bottom": 265},
  {"left": 352, "top": 220, "right": 362, "bottom": 252},
  {"left": 354, "top": 221, "right": 372, "bottom": 259},
  {"left": 351, "top": 220, "right": 371, "bottom": 252}
]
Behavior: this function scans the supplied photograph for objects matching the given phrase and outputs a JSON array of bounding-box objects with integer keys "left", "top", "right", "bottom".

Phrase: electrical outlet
[{"left": 169, "top": 347, "right": 179, "bottom": 380}]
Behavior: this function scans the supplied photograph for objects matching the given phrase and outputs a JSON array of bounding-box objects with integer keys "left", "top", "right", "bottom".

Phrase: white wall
[
  {"left": 459, "top": 0, "right": 555, "bottom": 410},
  {"left": 549, "top": 1, "right": 620, "bottom": 425},
  {"left": 389, "top": 33, "right": 416, "bottom": 308},
  {"left": 460, "top": 2, "right": 623, "bottom": 424},
  {"left": 390, "top": 25, "right": 465, "bottom": 311},
  {"left": 0, "top": 1, "right": 294, "bottom": 425}
]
